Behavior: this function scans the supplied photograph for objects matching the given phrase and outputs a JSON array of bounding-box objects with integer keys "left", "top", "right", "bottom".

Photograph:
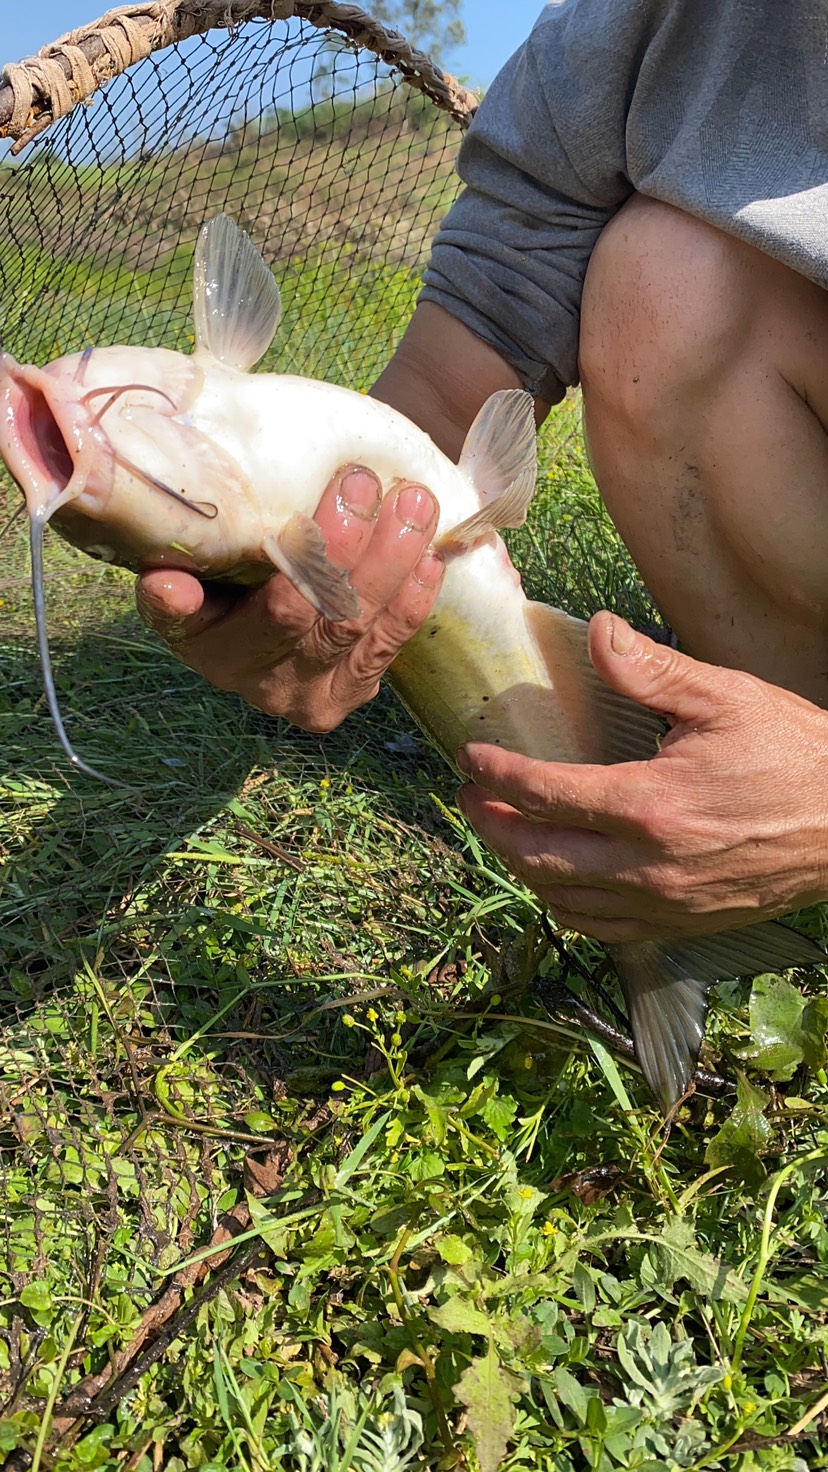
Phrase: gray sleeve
[{"left": 421, "top": 0, "right": 655, "bottom": 401}]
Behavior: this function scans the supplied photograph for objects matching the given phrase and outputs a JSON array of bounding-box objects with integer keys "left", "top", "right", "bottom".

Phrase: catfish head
[
  {"left": 0, "top": 343, "right": 269, "bottom": 582},
  {"left": 0, "top": 216, "right": 359, "bottom": 785}
]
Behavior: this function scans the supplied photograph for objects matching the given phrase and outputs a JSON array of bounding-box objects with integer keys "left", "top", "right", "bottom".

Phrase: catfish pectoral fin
[
  {"left": 609, "top": 922, "right": 826, "bottom": 1111},
  {"left": 264, "top": 516, "right": 361, "bottom": 622},
  {"left": 444, "top": 388, "right": 538, "bottom": 550}
]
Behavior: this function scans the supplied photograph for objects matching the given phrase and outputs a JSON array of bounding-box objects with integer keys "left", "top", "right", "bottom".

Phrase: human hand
[
  {"left": 457, "top": 612, "right": 828, "bottom": 943},
  {"left": 136, "top": 465, "right": 443, "bottom": 730}
]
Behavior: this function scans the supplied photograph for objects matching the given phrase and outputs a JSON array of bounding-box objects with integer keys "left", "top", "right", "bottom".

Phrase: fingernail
[
  {"left": 413, "top": 549, "right": 444, "bottom": 587},
  {"left": 341, "top": 466, "right": 381, "bottom": 520},
  {"left": 456, "top": 746, "right": 471, "bottom": 775},
  {"left": 610, "top": 616, "right": 638, "bottom": 655},
  {"left": 395, "top": 483, "right": 436, "bottom": 532}
]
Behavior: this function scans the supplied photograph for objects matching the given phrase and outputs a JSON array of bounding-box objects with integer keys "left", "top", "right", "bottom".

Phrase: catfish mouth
[
  {"left": 0, "top": 357, "right": 81, "bottom": 509},
  {"left": 12, "top": 380, "right": 75, "bottom": 490}
]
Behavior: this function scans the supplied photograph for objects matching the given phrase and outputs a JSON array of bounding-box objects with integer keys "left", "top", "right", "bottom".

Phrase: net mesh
[
  {"left": 0, "top": 21, "right": 463, "bottom": 385},
  {"left": 0, "top": 10, "right": 665, "bottom": 1459}
]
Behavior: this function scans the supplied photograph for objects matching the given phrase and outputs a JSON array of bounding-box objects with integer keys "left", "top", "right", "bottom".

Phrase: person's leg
[{"left": 579, "top": 194, "right": 828, "bottom": 708}]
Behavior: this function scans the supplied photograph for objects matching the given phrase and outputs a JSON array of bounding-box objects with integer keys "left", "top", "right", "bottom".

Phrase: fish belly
[{"left": 387, "top": 541, "right": 592, "bottom": 771}]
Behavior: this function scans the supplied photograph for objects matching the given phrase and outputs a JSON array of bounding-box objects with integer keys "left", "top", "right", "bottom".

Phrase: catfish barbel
[{"left": 0, "top": 215, "right": 821, "bottom": 1109}]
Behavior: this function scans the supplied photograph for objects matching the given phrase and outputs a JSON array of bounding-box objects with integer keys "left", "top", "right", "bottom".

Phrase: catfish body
[{"left": 0, "top": 215, "right": 821, "bottom": 1110}]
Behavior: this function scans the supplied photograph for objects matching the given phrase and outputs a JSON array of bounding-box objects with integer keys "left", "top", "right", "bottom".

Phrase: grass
[
  {"left": 3, "top": 433, "right": 828, "bottom": 1471},
  {"left": 2, "top": 51, "right": 828, "bottom": 1469}
]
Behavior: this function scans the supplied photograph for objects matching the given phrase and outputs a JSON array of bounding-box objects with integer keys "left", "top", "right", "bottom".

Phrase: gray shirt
[{"left": 421, "top": 0, "right": 828, "bottom": 403}]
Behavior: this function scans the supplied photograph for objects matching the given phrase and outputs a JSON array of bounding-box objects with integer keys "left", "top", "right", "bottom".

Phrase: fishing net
[{"left": 0, "top": 4, "right": 666, "bottom": 1462}]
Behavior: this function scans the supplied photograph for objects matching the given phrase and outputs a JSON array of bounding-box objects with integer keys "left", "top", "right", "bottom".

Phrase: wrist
[{"left": 370, "top": 301, "right": 547, "bottom": 461}]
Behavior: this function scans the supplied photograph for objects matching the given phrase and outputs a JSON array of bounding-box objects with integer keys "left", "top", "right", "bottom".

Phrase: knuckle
[
  {"left": 309, "top": 618, "right": 361, "bottom": 661},
  {"left": 553, "top": 910, "right": 616, "bottom": 943},
  {"left": 584, "top": 918, "right": 621, "bottom": 942},
  {"left": 347, "top": 639, "right": 394, "bottom": 685},
  {"left": 515, "top": 846, "right": 562, "bottom": 887},
  {"left": 601, "top": 918, "right": 647, "bottom": 943},
  {"left": 647, "top": 869, "right": 683, "bottom": 907},
  {"left": 302, "top": 712, "right": 340, "bottom": 734},
  {"left": 281, "top": 695, "right": 340, "bottom": 733},
  {"left": 329, "top": 660, "right": 382, "bottom": 716},
  {"left": 724, "top": 668, "right": 765, "bottom": 712},
  {"left": 511, "top": 764, "right": 559, "bottom": 819},
  {"left": 391, "top": 602, "right": 430, "bottom": 641}
]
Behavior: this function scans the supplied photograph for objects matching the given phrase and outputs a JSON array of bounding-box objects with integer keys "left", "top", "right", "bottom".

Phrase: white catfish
[{"left": 0, "top": 215, "right": 821, "bottom": 1109}]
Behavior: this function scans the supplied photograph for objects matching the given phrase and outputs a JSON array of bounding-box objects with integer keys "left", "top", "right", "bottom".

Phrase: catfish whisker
[
  {"left": 82, "top": 382, "right": 178, "bottom": 429},
  {"left": 28, "top": 509, "right": 136, "bottom": 790},
  {"left": 109, "top": 449, "right": 217, "bottom": 518},
  {"left": 73, "top": 346, "right": 94, "bottom": 384}
]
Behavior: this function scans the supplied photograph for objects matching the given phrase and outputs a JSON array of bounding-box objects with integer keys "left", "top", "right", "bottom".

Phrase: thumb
[
  {"left": 136, "top": 568, "right": 239, "bottom": 645},
  {"left": 588, "top": 611, "right": 726, "bottom": 726}
]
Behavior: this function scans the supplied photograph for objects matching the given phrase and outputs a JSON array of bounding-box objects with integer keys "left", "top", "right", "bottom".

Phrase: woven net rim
[{"left": 0, "top": 0, "right": 478, "bottom": 151}]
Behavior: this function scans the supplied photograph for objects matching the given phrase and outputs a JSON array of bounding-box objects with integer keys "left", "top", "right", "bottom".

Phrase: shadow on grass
[
  {"left": 0, "top": 604, "right": 487, "bottom": 1345},
  {"left": 0, "top": 607, "right": 457, "bottom": 994}
]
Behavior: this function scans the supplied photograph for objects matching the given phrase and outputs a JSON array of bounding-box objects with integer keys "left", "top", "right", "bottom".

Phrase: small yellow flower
[
  {"left": 743, "top": 1402, "right": 756, "bottom": 1414},
  {"left": 320, "top": 777, "right": 330, "bottom": 790},
  {"left": 542, "top": 1221, "right": 557, "bottom": 1236},
  {"left": 519, "top": 1186, "right": 534, "bottom": 1200},
  {"left": 367, "top": 1007, "right": 379, "bottom": 1023},
  {"left": 342, "top": 1014, "right": 355, "bottom": 1028}
]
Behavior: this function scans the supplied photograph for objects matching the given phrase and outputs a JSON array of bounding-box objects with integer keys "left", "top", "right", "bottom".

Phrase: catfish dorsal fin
[
  {"left": 443, "top": 389, "right": 538, "bottom": 550},
  {"left": 193, "top": 214, "right": 282, "bottom": 371}
]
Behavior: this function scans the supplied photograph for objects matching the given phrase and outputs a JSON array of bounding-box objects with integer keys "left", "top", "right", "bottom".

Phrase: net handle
[{"left": 0, "top": 1, "right": 478, "bottom": 152}]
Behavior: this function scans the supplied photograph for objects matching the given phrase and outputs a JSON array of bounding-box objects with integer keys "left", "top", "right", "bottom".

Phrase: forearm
[{"left": 370, "top": 302, "right": 551, "bottom": 461}]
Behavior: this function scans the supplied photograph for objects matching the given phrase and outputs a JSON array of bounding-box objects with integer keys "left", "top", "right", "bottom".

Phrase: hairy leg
[{"left": 579, "top": 194, "right": 828, "bottom": 707}]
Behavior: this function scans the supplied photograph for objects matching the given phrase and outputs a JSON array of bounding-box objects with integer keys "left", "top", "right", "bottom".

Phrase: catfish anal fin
[
  {"left": 264, "top": 516, "right": 361, "bottom": 622},
  {"left": 526, "top": 602, "right": 665, "bottom": 763}
]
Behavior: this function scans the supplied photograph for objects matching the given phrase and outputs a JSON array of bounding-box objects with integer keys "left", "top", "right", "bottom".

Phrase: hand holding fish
[
  {"left": 136, "top": 464, "right": 444, "bottom": 729},
  {"left": 458, "top": 611, "right": 828, "bottom": 944}
]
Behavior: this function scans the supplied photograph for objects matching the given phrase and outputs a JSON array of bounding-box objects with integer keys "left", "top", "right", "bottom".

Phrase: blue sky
[{"left": 1, "top": 2, "right": 544, "bottom": 90}]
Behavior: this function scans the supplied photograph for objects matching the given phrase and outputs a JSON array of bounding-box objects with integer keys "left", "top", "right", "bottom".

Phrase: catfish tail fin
[{"left": 609, "top": 922, "right": 825, "bottom": 1111}]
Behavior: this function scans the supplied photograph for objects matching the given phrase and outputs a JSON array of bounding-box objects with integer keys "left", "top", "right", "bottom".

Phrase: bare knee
[{"left": 579, "top": 196, "right": 760, "bottom": 430}]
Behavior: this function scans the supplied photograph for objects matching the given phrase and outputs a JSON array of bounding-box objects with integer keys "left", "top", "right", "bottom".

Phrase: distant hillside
[{"left": 0, "top": 83, "right": 462, "bottom": 378}]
